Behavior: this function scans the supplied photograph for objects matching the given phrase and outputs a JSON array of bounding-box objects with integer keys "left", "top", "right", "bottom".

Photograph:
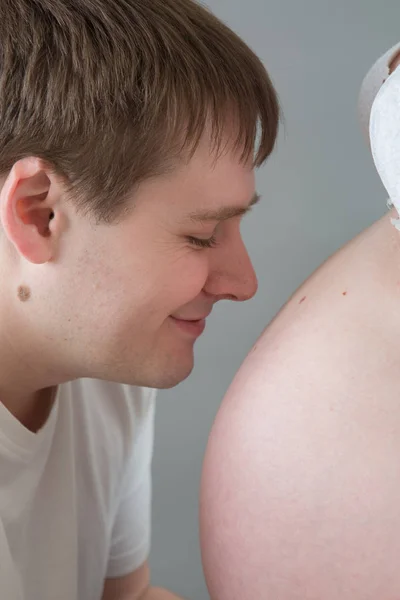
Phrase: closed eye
[{"left": 187, "top": 235, "right": 218, "bottom": 249}]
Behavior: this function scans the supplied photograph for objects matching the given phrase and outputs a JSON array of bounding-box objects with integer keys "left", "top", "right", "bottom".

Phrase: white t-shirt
[{"left": 0, "top": 379, "right": 156, "bottom": 600}]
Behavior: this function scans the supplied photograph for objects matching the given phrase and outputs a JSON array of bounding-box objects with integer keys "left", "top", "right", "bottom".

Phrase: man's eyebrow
[{"left": 187, "top": 192, "right": 261, "bottom": 223}]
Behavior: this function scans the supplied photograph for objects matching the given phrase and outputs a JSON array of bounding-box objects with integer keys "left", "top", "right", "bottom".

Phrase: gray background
[{"left": 150, "top": 1, "right": 400, "bottom": 598}]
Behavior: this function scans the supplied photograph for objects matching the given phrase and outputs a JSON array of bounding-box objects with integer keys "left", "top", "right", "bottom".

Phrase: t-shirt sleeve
[{"left": 106, "top": 387, "right": 156, "bottom": 579}]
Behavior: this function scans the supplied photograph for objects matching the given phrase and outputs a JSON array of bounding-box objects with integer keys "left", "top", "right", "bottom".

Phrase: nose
[{"left": 204, "top": 237, "right": 258, "bottom": 302}]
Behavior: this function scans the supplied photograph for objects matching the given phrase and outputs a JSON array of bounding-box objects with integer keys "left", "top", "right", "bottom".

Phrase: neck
[
  {"left": 0, "top": 387, "right": 57, "bottom": 433},
  {"left": 0, "top": 306, "right": 64, "bottom": 432}
]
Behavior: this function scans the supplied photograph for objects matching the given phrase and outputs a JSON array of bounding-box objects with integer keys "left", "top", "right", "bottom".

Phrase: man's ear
[{"left": 0, "top": 157, "right": 63, "bottom": 264}]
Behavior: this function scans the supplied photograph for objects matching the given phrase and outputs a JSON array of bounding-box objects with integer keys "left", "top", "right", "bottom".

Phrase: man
[
  {"left": 0, "top": 1, "right": 280, "bottom": 599},
  {"left": 200, "top": 44, "right": 400, "bottom": 600}
]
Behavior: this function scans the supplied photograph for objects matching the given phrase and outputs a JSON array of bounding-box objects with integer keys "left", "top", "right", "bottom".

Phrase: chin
[
  {"left": 112, "top": 351, "right": 195, "bottom": 390},
  {"left": 146, "top": 342, "right": 196, "bottom": 389},
  {"left": 150, "top": 360, "right": 195, "bottom": 390}
]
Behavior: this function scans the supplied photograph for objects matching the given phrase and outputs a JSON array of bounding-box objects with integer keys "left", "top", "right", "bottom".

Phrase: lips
[
  {"left": 179, "top": 317, "right": 206, "bottom": 322},
  {"left": 172, "top": 311, "right": 212, "bottom": 321},
  {"left": 170, "top": 315, "right": 208, "bottom": 337}
]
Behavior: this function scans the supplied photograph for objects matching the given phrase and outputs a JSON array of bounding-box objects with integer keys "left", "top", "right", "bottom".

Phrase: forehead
[
  {"left": 175, "top": 136, "right": 255, "bottom": 200},
  {"left": 131, "top": 132, "right": 256, "bottom": 220}
]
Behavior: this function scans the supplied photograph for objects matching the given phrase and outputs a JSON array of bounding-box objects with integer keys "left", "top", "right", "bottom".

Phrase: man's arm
[{"left": 102, "top": 562, "right": 185, "bottom": 600}]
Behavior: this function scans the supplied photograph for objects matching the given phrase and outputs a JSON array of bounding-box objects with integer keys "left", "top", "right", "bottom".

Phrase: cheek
[
  {"left": 73, "top": 245, "right": 210, "bottom": 324},
  {"left": 92, "top": 252, "right": 209, "bottom": 325},
  {"left": 164, "top": 254, "right": 210, "bottom": 306}
]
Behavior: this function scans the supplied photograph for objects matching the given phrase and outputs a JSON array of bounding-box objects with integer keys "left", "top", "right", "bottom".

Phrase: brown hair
[{"left": 0, "top": 0, "right": 280, "bottom": 222}]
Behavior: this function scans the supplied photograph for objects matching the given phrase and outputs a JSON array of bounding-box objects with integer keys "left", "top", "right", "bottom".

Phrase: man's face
[{"left": 37, "top": 136, "right": 259, "bottom": 389}]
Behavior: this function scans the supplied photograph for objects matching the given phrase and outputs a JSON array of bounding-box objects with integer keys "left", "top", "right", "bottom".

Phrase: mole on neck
[{"left": 17, "top": 286, "right": 31, "bottom": 302}]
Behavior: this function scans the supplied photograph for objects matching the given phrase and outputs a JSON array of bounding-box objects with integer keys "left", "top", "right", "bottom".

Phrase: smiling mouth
[{"left": 170, "top": 316, "right": 207, "bottom": 337}]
